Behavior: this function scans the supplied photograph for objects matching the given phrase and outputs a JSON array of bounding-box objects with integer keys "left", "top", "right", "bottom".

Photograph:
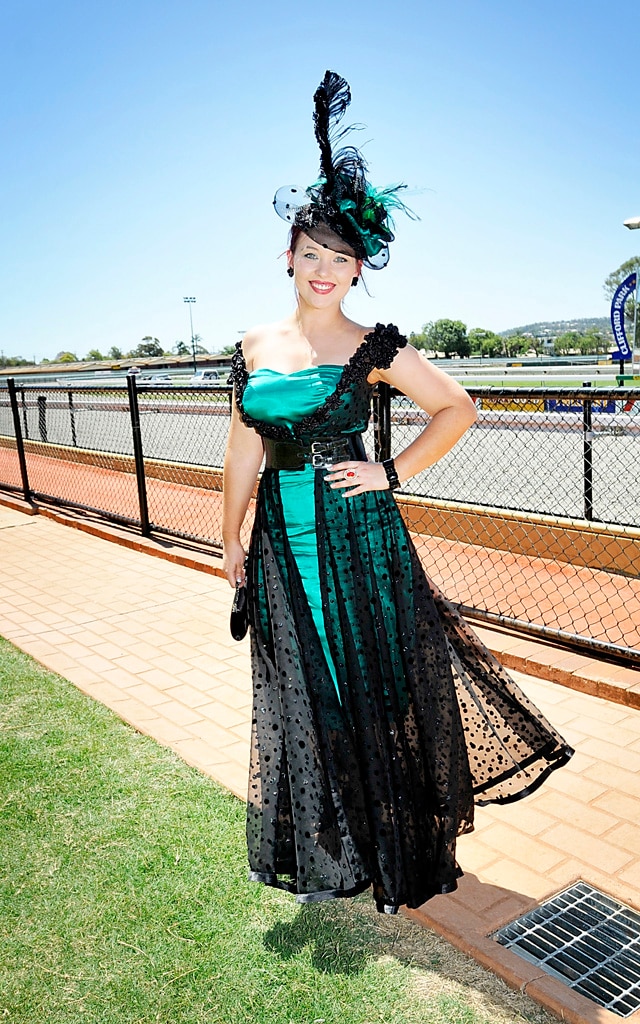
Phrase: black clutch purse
[{"left": 230, "top": 579, "right": 248, "bottom": 641}]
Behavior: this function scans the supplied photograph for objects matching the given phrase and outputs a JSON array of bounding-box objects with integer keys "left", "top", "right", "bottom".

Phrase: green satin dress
[
  {"left": 243, "top": 364, "right": 348, "bottom": 691},
  {"left": 231, "top": 323, "right": 573, "bottom": 914}
]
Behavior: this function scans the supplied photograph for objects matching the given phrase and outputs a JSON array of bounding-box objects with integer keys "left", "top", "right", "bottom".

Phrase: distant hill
[{"left": 501, "top": 317, "right": 612, "bottom": 338}]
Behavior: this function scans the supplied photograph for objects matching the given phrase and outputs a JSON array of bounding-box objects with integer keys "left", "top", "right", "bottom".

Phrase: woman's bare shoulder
[
  {"left": 241, "top": 319, "right": 293, "bottom": 361},
  {"left": 345, "top": 319, "right": 375, "bottom": 342}
]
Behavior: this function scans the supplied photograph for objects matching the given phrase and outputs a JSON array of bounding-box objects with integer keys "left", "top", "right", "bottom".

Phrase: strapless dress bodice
[{"left": 242, "top": 365, "right": 343, "bottom": 430}]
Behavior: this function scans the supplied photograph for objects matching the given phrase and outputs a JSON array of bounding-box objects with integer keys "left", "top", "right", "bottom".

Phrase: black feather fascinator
[{"left": 274, "top": 71, "right": 414, "bottom": 269}]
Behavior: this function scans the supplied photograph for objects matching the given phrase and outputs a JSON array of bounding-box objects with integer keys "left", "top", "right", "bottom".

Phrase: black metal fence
[{"left": 1, "top": 377, "right": 639, "bottom": 666}]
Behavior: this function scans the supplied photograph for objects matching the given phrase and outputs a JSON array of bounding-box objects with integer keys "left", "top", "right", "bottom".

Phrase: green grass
[{"left": 0, "top": 639, "right": 558, "bottom": 1024}]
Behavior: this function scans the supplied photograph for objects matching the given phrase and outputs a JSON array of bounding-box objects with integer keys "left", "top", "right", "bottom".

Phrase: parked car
[
  {"left": 139, "top": 374, "right": 174, "bottom": 386},
  {"left": 188, "top": 369, "right": 220, "bottom": 385}
]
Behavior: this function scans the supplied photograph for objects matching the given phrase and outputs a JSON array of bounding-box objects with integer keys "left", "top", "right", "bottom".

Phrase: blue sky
[{"left": 1, "top": 0, "right": 638, "bottom": 362}]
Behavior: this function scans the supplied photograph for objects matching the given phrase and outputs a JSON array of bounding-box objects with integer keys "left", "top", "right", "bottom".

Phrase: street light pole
[
  {"left": 624, "top": 219, "right": 640, "bottom": 373},
  {"left": 183, "top": 297, "right": 197, "bottom": 373}
]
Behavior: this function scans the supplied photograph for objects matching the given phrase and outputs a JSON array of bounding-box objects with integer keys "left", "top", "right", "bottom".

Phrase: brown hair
[{"left": 288, "top": 224, "right": 305, "bottom": 255}]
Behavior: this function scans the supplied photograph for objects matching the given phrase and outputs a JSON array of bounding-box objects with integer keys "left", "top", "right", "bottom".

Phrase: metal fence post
[
  {"left": 373, "top": 382, "right": 392, "bottom": 462},
  {"left": 127, "top": 374, "right": 151, "bottom": 536},
  {"left": 583, "top": 382, "right": 593, "bottom": 521},
  {"left": 7, "top": 378, "right": 31, "bottom": 502},
  {"left": 68, "top": 391, "right": 77, "bottom": 447},
  {"left": 37, "top": 395, "right": 48, "bottom": 442},
  {"left": 20, "top": 387, "right": 29, "bottom": 439}
]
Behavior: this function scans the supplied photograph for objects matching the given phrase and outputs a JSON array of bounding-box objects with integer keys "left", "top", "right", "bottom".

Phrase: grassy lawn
[{"left": 0, "top": 639, "right": 558, "bottom": 1024}]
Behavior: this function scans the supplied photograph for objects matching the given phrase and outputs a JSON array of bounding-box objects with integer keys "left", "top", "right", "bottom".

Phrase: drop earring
[
  {"left": 287, "top": 267, "right": 294, "bottom": 278},
  {"left": 351, "top": 276, "right": 359, "bottom": 287}
]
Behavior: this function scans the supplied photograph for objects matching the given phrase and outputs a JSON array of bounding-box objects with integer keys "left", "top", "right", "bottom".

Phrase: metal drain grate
[{"left": 494, "top": 881, "right": 640, "bottom": 1017}]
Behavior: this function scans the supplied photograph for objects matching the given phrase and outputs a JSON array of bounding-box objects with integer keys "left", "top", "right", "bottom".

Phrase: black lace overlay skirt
[{"left": 245, "top": 470, "right": 573, "bottom": 913}]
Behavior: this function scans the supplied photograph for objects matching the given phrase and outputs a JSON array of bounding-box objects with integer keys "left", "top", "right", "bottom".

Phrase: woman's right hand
[{"left": 223, "top": 539, "right": 247, "bottom": 588}]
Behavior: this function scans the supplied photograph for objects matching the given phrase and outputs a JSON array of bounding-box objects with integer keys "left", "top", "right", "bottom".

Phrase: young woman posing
[{"left": 222, "top": 72, "right": 572, "bottom": 914}]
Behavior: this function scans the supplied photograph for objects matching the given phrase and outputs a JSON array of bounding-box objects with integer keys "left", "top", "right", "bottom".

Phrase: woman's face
[{"left": 288, "top": 232, "right": 359, "bottom": 306}]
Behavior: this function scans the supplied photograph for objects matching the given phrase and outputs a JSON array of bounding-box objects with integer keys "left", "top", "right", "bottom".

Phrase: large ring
[{"left": 345, "top": 469, "right": 357, "bottom": 479}]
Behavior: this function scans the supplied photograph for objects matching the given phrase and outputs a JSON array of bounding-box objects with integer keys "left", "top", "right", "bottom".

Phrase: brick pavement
[
  {"left": 3, "top": 443, "right": 639, "bottom": 663},
  {"left": 1, "top": 500, "right": 639, "bottom": 1024}
]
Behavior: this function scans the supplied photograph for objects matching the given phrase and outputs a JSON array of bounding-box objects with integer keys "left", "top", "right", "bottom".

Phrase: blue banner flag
[{"left": 610, "top": 272, "right": 636, "bottom": 360}]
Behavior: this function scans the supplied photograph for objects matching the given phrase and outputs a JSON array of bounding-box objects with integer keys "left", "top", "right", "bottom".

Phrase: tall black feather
[
  {"left": 312, "top": 71, "right": 351, "bottom": 190},
  {"left": 274, "top": 69, "right": 415, "bottom": 267}
]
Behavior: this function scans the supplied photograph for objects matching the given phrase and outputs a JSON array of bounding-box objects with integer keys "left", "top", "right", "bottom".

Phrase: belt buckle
[
  {"left": 310, "top": 440, "right": 333, "bottom": 469},
  {"left": 310, "top": 438, "right": 348, "bottom": 469},
  {"left": 311, "top": 452, "right": 331, "bottom": 468}
]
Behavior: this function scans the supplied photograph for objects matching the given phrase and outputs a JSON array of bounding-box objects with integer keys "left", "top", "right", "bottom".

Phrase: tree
[
  {"left": 468, "top": 328, "right": 502, "bottom": 358},
  {"left": 218, "top": 344, "right": 237, "bottom": 356},
  {"left": 0, "top": 354, "right": 33, "bottom": 367},
  {"left": 55, "top": 351, "right": 79, "bottom": 363},
  {"left": 132, "top": 337, "right": 163, "bottom": 358},
  {"left": 579, "top": 329, "right": 609, "bottom": 355},
  {"left": 192, "top": 334, "right": 208, "bottom": 355},
  {"left": 502, "top": 334, "right": 530, "bottom": 358},
  {"left": 553, "top": 331, "right": 581, "bottom": 356},
  {"left": 525, "top": 336, "right": 546, "bottom": 356},
  {"left": 426, "top": 319, "right": 470, "bottom": 358},
  {"left": 174, "top": 340, "right": 190, "bottom": 356},
  {"left": 85, "top": 349, "right": 104, "bottom": 361},
  {"left": 108, "top": 346, "right": 123, "bottom": 360},
  {"left": 604, "top": 256, "right": 639, "bottom": 327}
]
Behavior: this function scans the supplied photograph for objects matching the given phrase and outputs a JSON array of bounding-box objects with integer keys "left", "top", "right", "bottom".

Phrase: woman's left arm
[{"left": 326, "top": 345, "right": 477, "bottom": 495}]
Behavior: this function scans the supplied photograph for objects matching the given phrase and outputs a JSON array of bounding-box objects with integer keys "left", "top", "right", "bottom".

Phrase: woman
[{"left": 223, "top": 72, "right": 572, "bottom": 914}]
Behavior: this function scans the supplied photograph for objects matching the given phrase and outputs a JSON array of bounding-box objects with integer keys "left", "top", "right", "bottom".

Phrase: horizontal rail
[{"left": 1, "top": 378, "right": 639, "bottom": 664}]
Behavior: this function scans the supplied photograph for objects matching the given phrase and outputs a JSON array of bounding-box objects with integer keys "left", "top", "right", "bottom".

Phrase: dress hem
[
  {"left": 475, "top": 744, "right": 574, "bottom": 806},
  {"left": 248, "top": 869, "right": 463, "bottom": 915}
]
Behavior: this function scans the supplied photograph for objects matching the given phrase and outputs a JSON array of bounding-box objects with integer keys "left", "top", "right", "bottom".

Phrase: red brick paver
[
  {"left": 2, "top": 444, "right": 638, "bottom": 657},
  {"left": 1, "top": 502, "right": 639, "bottom": 1024}
]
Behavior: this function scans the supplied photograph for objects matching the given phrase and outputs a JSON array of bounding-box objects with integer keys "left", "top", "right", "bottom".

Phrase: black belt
[{"left": 263, "top": 434, "right": 366, "bottom": 470}]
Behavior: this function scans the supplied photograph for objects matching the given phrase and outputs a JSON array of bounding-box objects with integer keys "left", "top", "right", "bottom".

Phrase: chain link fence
[
  {"left": 381, "top": 385, "right": 640, "bottom": 666},
  {"left": 1, "top": 377, "right": 638, "bottom": 665}
]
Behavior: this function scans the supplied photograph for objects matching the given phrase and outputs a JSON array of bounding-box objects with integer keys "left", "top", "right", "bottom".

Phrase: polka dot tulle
[{"left": 237, "top": 325, "right": 573, "bottom": 914}]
